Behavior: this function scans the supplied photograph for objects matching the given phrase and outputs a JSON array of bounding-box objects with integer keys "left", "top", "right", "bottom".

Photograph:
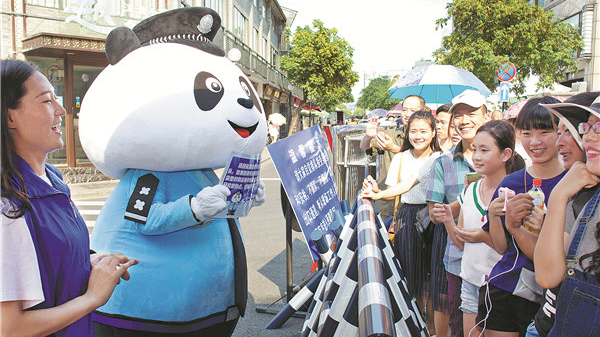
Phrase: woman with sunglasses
[{"left": 534, "top": 96, "right": 600, "bottom": 336}]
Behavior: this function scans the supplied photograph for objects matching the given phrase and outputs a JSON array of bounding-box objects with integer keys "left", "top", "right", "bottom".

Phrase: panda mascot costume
[{"left": 79, "top": 7, "right": 267, "bottom": 336}]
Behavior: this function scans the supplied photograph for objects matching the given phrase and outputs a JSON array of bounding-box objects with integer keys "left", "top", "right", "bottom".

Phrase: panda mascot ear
[{"left": 105, "top": 27, "right": 141, "bottom": 65}]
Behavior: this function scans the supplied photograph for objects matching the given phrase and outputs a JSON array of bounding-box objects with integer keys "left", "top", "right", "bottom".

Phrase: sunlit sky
[{"left": 278, "top": 0, "right": 452, "bottom": 102}]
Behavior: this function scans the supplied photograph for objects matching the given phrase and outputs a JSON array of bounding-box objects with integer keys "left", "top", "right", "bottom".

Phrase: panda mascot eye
[
  {"left": 238, "top": 76, "right": 263, "bottom": 114},
  {"left": 206, "top": 78, "right": 222, "bottom": 93},
  {"left": 240, "top": 81, "right": 251, "bottom": 97},
  {"left": 194, "top": 71, "right": 224, "bottom": 111}
]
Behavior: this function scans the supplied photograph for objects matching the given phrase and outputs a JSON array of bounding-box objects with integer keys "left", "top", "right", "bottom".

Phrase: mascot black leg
[{"left": 94, "top": 318, "right": 239, "bottom": 337}]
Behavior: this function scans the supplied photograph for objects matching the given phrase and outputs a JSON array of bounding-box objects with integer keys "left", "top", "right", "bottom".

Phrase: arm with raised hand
[
  {"left": 534, "top": 162, "right": 600, "bottom": 288},
  {"left": 1, "top": 255, "right": 137, "bottom": 337}
]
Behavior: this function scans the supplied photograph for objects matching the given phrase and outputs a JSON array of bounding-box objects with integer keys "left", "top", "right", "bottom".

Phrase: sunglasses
[{"left": 578, "top": 121, "right": 600, "bottom": 135}]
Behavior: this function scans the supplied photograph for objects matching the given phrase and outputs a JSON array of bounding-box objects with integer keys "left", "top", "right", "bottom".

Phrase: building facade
[
  {"left": 2, "top": 0, "right": 302, "bottom": 167},
  {"left": 530, "top": 0, "right": 600, "bottom": 90}
]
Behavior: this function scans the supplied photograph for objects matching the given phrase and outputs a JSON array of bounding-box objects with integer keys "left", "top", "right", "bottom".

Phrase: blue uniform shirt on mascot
[{"left": 79, "top": 7, "right": 267, "bottom": 336}]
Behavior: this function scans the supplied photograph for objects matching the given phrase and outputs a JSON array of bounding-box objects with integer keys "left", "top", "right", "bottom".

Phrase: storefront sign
[
  {"left": 63, "top": 0, "right": 155, "bottom": 35},
  {"left": 264, "top": 86, "right": 274, "bottom": 100},
  {"left": 267, "top": 125, "right": 341, "bottom": 261}
]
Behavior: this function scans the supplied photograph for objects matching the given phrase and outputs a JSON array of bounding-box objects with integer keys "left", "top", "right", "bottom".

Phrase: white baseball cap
[{"left": 449, "top": 89, "right": 487, "bottom": 114}]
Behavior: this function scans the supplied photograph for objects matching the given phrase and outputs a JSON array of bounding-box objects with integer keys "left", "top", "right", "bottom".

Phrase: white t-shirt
[
  {"left": 458, "top": 179, "right": 503, "bottom": 286},
  {"left": 385, "top": 150, "right": 440, "bottom": 204},
  {"left": 0, "top": 198, "right": 44, "bottom": 309}
]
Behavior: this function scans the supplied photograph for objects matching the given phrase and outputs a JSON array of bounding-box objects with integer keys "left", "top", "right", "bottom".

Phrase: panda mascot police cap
[{"left": 80, "top": 7, "right": 267, "bottom": 336}]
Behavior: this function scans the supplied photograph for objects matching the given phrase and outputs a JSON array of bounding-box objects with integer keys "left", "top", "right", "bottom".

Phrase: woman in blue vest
[{"left": 0, "top": 59, "right": 137, "bottom": 337}]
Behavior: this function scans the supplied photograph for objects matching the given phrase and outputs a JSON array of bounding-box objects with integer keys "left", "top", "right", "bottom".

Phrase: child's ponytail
[{"left": 475, "top": 120, "right": 525, "bottom": 174}]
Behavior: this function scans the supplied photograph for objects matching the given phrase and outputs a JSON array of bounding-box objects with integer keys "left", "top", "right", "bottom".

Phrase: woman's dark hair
[
  {"left": 436, "top": 103, "right": 452, "bottom": 114},
  {"left": 476, "top": 120, "right": 525, "bottom": 174},
  {"left": 400, "top": 110, "right": 442, "bottom": 153},
  {"left": 1, "top": 59, "right": 38, "bottom": 218},
  {"left": 514, "top": 96, "right": 560, "bottom": 131}
]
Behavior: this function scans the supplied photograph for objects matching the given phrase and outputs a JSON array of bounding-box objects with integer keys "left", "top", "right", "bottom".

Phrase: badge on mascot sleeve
[{"left": 124, "top": 173, "right": 159, "bottom": 224}]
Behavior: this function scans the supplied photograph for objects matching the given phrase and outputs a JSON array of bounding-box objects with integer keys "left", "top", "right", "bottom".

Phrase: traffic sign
[
  {"left": 499, "top": 82, "right": 510, "bottom": 103},
  {"left": 496, "top": 63, "right": 516, "bottom": 82}
]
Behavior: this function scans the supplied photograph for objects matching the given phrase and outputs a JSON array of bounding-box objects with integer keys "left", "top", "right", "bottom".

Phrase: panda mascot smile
[{"left": 79, "top": 7, "right": 267, "bottom": 336}]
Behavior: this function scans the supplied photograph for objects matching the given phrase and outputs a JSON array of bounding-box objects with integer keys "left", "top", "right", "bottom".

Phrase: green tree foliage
[
  {"left": 356, "top": 76, "right": 401, "bottom": 110},
  {"left": 435, "top": 0, "right": 582, "bottom": 95},
  {"left": 280, "top": 20, "right": 359, "bottom": 111}
]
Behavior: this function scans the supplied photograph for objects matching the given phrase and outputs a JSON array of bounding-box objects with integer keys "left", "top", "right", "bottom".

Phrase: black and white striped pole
[
  {"left": 265, "top": 268, "right": 326, "bottom": 329},
  {"left": 356, "top": 198, "right": 395, "bottom": 337}
]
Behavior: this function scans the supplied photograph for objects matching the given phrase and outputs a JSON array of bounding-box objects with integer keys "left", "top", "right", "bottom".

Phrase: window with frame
[
  {"left": 563, "top": 12, "right": 581, "bottom": 57},
  {"left": 26, "top": 0, "right": 60, "bottom": 8},
  {"left": 252, "top": 28, "right": 259, "bottom": 52},
  {"left": 262, "top": 37, "right": 268, "bottom": 59},
  {"left": 233, "top": 7, "right": 247, "bottom": 42},
  {"left": 59, "top": 0, "right": 161, "bottom": 20},
  {"left": 271, "top": 46, "right": 277, "bottom": 66},
  {"left": 205, "top": 0, "right": 222, "bottom": 16}
]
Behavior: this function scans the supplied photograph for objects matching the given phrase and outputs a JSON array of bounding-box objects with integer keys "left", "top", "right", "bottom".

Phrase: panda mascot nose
[{"left": 237, "top": 98, "right": 254, "bottom": 109}]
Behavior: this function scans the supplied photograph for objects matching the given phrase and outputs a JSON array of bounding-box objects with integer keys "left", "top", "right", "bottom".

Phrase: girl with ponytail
[{"left": 436, "top": 120, "right": 525, "bottom": 335}]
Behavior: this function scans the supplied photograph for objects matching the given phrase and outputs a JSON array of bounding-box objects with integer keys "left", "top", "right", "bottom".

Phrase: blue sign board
[
  {"left": 499, "top": 82, "right": 510, "bottom": 103},
  {"left": 267, "top": 125, "right": 342, "bottom": 261}
]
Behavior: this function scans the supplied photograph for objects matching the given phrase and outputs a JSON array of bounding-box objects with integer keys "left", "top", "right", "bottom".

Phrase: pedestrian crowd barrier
[{"left": 267, "top": 196, "right": 430, "bottom": 337}]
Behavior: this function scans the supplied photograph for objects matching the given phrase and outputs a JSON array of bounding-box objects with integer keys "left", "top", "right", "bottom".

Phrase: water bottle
[{"left": 525, "top": 179, "right": 544, "bottom": 234}]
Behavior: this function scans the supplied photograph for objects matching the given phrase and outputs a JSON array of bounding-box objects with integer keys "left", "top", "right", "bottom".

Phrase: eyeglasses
[{"left": 578, "top": 121, "right": 600, "bottom": 135}]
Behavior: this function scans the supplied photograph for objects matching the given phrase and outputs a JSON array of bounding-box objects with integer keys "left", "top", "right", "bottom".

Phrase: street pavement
[{"left": 70, "top": 148, "right": 313, "bottom": 336}]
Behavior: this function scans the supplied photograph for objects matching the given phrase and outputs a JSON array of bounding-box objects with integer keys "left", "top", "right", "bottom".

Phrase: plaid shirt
[{"left": 426, "top": 142, "right": 474, "bottom": 276}]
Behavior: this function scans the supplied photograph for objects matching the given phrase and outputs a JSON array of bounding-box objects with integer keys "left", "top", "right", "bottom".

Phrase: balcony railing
[{"left": 215, "top": 28, "right": 303, "bottom": 99}]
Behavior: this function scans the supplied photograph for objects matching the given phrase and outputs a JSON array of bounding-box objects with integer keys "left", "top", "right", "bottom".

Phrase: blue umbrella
[{"left": 389, "top": 64, "right": 491, "bottom": 104}]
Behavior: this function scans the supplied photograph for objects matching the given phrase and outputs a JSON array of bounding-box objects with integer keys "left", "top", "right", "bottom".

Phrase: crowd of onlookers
[{"left": 360, "top": 90, "right": 600, "bottom": 337}]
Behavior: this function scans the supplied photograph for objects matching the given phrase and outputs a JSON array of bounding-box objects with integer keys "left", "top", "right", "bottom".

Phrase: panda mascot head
[{"left": 80, "top": 7, "right": 267, "bottom": 179}]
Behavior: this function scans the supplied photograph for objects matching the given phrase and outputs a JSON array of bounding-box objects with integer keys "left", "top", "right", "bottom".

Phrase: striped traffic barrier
[
  {"left": 373, "top": 213, "right": 428, "bottom": 334},
  {"left": 297, "top": 195, "right": 429, "bottom": 337},
  {"left": 355, "top": 199, "right": 395, "bottom": 337},
  {"left": 335, "top": 279, "right": 360, "bottom": 337},
  {"left": 316, "top": 251, "right": 359, "bottom": 336},
  {"left": 301, "top": 259, "right": 337, "bottom": 337},
  {"left": 265, "top": 268, "right": 326, "bottom": 329}
]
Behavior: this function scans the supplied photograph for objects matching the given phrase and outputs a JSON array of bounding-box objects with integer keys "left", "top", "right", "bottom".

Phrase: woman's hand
[
  {"left": 362, "top": 175, "right": 380, "bottom": 193},
  {"left": 523, "top": 206, "right": 545, "bottom": 234},
  {"left": 454, "top": 227, "right": 486, "bottom": 243},
  {"left": 505, "top": 193, "right": 533, "bottom": 232},
  {"left": 85, "top": 255, "right": 137, "bottom": 309},
  {"left": 553, "top": 161, "right": 600, "bottom": 200},
  {"left": 488, "top": 188, "right": 515, "bottom": 218},
  {"left": 91, "top": 253, "right": 136, "bottom": 281}
]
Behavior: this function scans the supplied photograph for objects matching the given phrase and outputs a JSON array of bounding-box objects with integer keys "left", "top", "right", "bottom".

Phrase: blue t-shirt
[{"left": 483, "top": 168, "right": 567, "bottom": 293}]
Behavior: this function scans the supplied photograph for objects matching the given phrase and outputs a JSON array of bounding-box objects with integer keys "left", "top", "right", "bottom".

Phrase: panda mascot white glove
[
  {"left": 190, "top": 185, "right": 231, "bottom": 221},
  {"left": 252, "top": 180, "right": 266, "bottom": 207}
]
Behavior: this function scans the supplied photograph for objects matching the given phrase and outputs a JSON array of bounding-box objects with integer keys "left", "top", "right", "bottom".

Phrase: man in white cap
[{"left": 426, "top": 89, "right": 488, "bottom": 337}]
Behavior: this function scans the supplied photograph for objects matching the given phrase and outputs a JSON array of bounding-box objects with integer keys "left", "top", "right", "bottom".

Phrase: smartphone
[{"left": 465, "top": 172, "right": 482, "bottom": 184}]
